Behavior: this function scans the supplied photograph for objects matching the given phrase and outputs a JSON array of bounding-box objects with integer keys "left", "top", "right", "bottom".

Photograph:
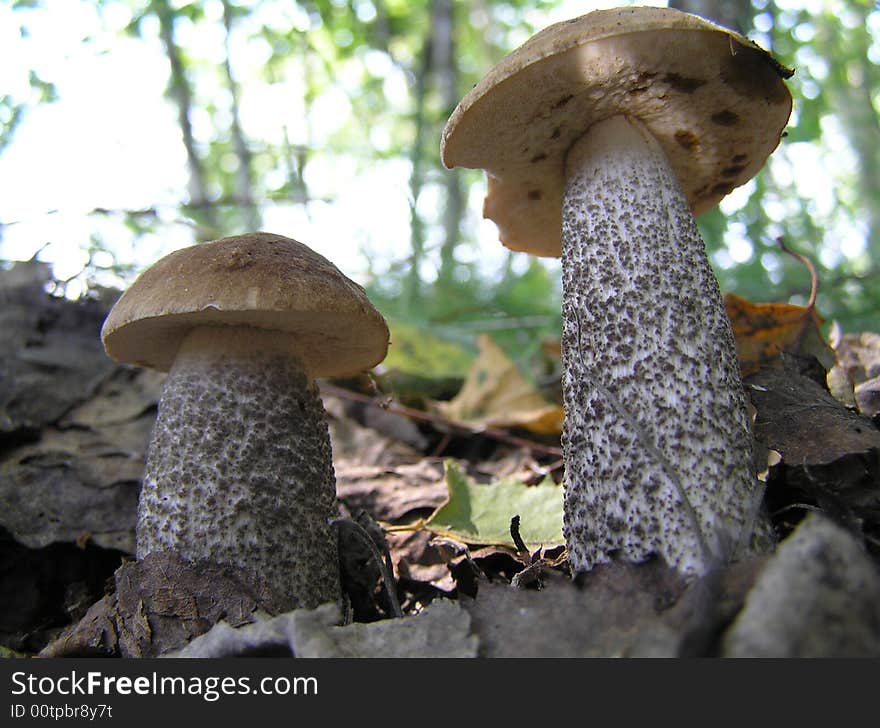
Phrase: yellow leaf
[{"left": 435, "top": 334, "right": 563, "bottom": 435}]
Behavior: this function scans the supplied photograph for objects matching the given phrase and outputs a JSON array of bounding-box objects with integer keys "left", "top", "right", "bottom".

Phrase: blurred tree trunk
[
  {"left": 150, "top": 0, "right": 219, "bottom": 239},
  {"left": 668, "top": 0, "right": 754, "bottom": 33},
  {"left": 221, "top": 0, "right": 260, "bottom": 231},
  {"left": 406, "top": 21, "right": 432, "bottom": 307},
  {"left": 435, "top": 0, "right": 462, "bottom": 293},
  {"left": 407, "top": 0, "right": 465, "bottom": 306}
]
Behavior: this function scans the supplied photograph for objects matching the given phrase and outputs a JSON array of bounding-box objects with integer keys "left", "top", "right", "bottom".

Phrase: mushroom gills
[
  {"left": 560, "top": 114, "right": 765, "bottom": 577},
  {"left": 137, "top": 325, "right": 341, "bottom": 611}
]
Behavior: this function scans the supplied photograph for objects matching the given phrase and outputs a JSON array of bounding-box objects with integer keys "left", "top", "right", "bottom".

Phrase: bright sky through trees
[
  {"left": 0, "top": 0, "right": 627, "bottom": 293},
  {"left": 0, "top": 0, "right": 877, "bottom": 334}
]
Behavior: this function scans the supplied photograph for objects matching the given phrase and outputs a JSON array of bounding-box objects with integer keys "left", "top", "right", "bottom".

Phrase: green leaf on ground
[{"left": 424, "top": 461, "right": 564, "bottom": 549}]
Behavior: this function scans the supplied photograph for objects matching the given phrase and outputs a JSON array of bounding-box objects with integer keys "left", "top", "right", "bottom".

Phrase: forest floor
[{"left": 2, "top": 260, "right": 880, "bottom": 658}]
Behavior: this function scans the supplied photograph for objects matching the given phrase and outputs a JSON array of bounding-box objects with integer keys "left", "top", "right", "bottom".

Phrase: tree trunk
[
  {"left": 405, "top": 19, "right": 433, "bottom": 307},
  {"left": 434, "top": 0, "right": 462, "bottom": 292},
  {"left": 151, "top": 0, "right": 219, "bottom": 238},
  {"left": 221, "top": 0, "right": 260, "bottom": 231}
]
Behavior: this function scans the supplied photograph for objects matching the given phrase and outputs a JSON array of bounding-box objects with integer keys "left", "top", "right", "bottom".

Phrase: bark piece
[{"left": 39, "top": 552, "right": 276, "bottom": 658}]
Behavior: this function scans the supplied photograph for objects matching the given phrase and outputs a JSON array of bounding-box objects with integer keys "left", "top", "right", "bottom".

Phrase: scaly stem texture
[
  {"left": 561, "top": 115, "right": 760, "bottom": 577},
  {"left": 137, "top": 327, "right": 340, "bottom": 611}
]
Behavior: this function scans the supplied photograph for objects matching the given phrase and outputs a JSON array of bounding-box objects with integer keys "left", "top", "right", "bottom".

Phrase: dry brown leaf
[
  {"left": 828, "top": 331, "right": 880, "bottom": 417},
  {"left": 724, "top": 293, "right": 836, "bottom": 376},
  {"left": 435, "top": 334, "right": 563, "bottom": 435},
  {"left": 335, "top": 461, "right": 448, "bottom": 524},
  {"left": 386, "top": 530, "right": 461, "bottom": 592}
]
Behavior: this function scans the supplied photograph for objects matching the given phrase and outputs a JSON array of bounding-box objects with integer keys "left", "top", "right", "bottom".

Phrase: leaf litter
[{"left": 4, "top": 254, "right": 880, "bottom": 657}]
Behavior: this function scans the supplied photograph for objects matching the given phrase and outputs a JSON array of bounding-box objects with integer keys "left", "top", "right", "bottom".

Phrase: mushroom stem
[
  {"left": 560, "top": 114, "right": 761, "bottom": 577},
  {"left": 137, "top": 325, "right": 341, "bottom": 610}
]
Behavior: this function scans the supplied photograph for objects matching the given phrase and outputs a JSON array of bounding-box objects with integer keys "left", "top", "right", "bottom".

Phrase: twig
[
  {"left": 509, "top": 515, "right": 529, "bottom": 556},
  {"left": 320, "top": 382, "right": 563, "bottom": 457},
  {"left": 777, "top": 236, "right": 818, "bottom": 309},
  {"left": 508, "top": 514, "right": 568, "bottom": 589}
]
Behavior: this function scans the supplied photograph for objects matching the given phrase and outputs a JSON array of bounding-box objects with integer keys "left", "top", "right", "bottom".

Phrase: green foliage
[
  {"left": 382, "top": 318, "right": 475, "bottom": 378},
  {"left": 700, "top": 0, "right": 880, "bottom": 333},
  {"left": 1, "top": 0, "right": 879, "bottom": 346},
  {"left": 424, "top": 460, "right": 564, "bottom": 548}
]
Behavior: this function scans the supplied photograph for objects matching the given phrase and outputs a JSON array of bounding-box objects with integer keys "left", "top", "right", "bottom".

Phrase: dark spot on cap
[
  {"left": 721, "top": 165, "right": 746, "bottom": 178},
  {"left": 550, "top": 126, "right": 562, "bottom": 140},
  {"left": 712, "top": 110, "right": 739, "bottom": 126},
  {"left": 732, "top": 153, "right": 748, "bottom": 163},
  {"left": 721, "top": 42, "right": 791, "bottom": 104},
  {"left": 663, "top": 73, "right": 706, "bottom": 93},
  {"left": 528, "top": 189, "right": 542, "bottom": 201},
  {"left": 712, "top": 182, "right": 735, "bottom": 196},
  {"left": 674, "top": 129, "right": 699, "bottom": 150},
  {"left": 553, "top": 94, "right": 574, "bottom": 109},
  {"left": 530, "top": 152, "right": 547, "bottom": 163}
]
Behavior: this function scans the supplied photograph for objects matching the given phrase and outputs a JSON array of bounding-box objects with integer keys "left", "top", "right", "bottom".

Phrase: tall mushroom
[
  {"left": 441, "top": 7, "right": 792, "bottom": 577},
  {"left": 101, "top": 232, "right": 389, "bottom": 610}
]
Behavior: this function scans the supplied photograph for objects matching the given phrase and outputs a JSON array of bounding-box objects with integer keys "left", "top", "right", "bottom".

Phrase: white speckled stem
[
  {"left": 561, "top": 115, "right": 762, "bottom": 578},
  {"left": 137, "top": 326, "right": 340, "bottom": 611}
]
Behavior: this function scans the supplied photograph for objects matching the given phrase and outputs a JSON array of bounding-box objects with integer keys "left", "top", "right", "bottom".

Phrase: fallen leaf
[
  {"left": 335, "top": 461, "right": 447, "bottom": 524},
  {"left": 854, "top": 379, "right": 880, "bottom": 419},
  {"left": 0, "top": 427, "right": 143, "bottom": 553},
  {"left": 746, "top": 368, "right": 880, "bottom": 470},
  {"left": 828, "top": 331, "right": 880, "bottom": 417},
  {"left": 831, "top": 330, "right": 880, "bottom": 380},
  {"left": 387, "top": 530, "right": 460, "bottom": 592},
  {"left": 725, "top": 293, "right": 837, "bottom": 376},
  {"left": 435, "top": 334, "right": 563, "bottom": 435},
  {"left": 423, "top": 460, "right": 564, "bottom": 549},
  {"left": 745, "top": 367, "right": 880, "bottom": 534}
]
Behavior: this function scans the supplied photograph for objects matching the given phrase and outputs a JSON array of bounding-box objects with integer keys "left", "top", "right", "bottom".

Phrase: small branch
[
  {"left": 509, "top": 515, "right": 528, "bottom": 556},
  {"left": 777, "top": 237, "right": 818, "bottom": 309},
  {"left": 509, "top": 514, "right": 568, "bottom": 590},
  {"left": 320, "top": 382, "right": 563, "bottom": 457}
]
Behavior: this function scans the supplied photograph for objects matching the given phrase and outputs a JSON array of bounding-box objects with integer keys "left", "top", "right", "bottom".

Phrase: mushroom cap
[
  {"left": 440, "top": 6, "right": 793, "bottom": 257},
  {"left": 101, "top": 232, "right": 390, "bottom": 377}
]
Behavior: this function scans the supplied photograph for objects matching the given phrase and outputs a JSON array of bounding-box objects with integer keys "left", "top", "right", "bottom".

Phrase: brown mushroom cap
[
  {"left": 101, "top": 232, "right": 390, "bottom": 377},
  {"left": 440, "top": 6, "right": 793, "bottom": 257}
]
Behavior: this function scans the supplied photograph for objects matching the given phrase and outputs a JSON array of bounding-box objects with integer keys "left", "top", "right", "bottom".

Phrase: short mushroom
[
  {"left": 101, "top": 232, "right": 389, "bottom": 610},
  {"left": 441, "top": 7, "right": 792, "bottom": 577}
]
